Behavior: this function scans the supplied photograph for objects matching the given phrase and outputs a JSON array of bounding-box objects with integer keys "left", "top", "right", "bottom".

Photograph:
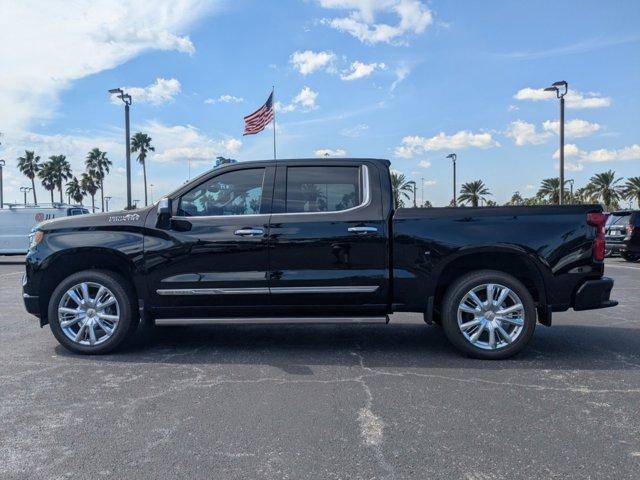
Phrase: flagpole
[{"left": 272, "top": 86, "right": 277, "bottom": 160}]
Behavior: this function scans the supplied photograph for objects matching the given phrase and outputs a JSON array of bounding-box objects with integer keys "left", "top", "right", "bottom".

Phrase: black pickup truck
[{"left": 23, "top": 158, "right": 617, "bottom": 358}]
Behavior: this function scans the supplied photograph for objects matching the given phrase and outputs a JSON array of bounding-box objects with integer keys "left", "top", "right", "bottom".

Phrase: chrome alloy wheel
[
  {"left": 456, "top": 283, "right": 525, "bottom": 351},
  {"left": 57, "top": 282, "right": 120, "bottom": 346}
]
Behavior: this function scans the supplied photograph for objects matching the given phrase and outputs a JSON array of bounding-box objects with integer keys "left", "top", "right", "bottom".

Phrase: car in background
[
  {"left": 605, "top": 210, "right": 633, "bottom": 257},
  {"left": 620, "top": 210, "right": 640, "bottom": 262},
  {"left": 0, "top": 204, "right": 89, "bottom": 255}
]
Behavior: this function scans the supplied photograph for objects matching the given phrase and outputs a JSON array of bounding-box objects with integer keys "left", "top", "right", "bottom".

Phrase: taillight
[
  {"left": 587, "top": 212, "right": 609, "bottom": 262},
  {"left": 627, "top": 224, "right": 634, "bottom": 236}
]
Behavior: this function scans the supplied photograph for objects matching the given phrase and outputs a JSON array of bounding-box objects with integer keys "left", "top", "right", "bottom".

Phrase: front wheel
[
  {"left": 621, "top": 252, "right": 639, "bottom": 262},
  {"left": 48, "top": 270, "right": 138, "bottom": 354},
  {"left": 441, "top": 270, "right": 536, "bottom": 359}
]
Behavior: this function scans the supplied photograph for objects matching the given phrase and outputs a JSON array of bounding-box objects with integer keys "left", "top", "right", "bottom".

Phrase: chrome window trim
[{"left": 272, "top": 164, "right": 371, "bottom": 218}]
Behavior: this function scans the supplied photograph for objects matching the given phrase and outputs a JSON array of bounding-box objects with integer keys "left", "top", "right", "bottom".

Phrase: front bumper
[
  {"left": 22, "top": 272, "right": 41, "bottom": 317},
  {"left": 573, "top": 277, "right": 618, "bottom": 311}
]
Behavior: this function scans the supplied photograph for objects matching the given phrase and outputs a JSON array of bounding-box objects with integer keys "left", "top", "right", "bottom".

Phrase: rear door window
[{"left": 285, "top": 166, "right": 361, "bottom": 213}]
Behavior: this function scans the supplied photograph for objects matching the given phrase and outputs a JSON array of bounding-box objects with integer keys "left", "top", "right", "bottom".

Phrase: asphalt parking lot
[{"left": 1, "top": 257, "right": 638, "bottom": 480}]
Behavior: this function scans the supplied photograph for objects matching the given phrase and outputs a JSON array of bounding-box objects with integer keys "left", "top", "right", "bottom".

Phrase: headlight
[{"left": 29, "top": 230, "right": 44, "bottom": 249}]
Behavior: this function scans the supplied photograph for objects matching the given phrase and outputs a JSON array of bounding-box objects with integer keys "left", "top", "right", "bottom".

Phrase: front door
[
  {"left": 144, "top": 165, "right": 274, "bottom": 318},
  {"left": 267, "top": 161, "right": 389, "bottom": 316}
]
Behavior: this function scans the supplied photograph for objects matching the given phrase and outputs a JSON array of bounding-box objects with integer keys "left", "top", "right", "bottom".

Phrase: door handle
[
  {"left": 234, "top": 228, "right": 264, "bottom": 236},
  {"left": 348, "top": 226, "right": 378, "bottom": 234}
]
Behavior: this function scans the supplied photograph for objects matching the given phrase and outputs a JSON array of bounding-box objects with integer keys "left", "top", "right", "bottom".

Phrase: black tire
[
  {"left": 621, "top": 252, "right": 639, "bottom": 262},
  {"left": 441, "top": 270, "right": 536, "bottom": 359},
  {"left": 48, "top": 270, "right": 138, "bottom": 354}
]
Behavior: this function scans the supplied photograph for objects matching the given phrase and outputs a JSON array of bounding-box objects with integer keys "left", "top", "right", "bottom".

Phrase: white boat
[{"left": 0, "top": 204, "right": 89, "bottom": 255}]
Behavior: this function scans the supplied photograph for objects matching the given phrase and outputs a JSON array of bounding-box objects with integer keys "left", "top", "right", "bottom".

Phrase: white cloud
[
  {"left": 0, "top": 0, "right": 219, "bottom": 131},
  {"left": 319, "top": 0, "right": 433, "bottom": 45},
  {"left": 507, "top": 104, "right": 519, "bottom": 112},
  {"left": 144, "top": 121, "right": 242, "bottom": 164},
  {"left": 552, "top": 143, "right": 640, "bottom": 169},
  {"left": 276, "top": 87, "right": 319, "bottom": 113},
  {"left": 542, "top": 119, "right": 601, "bottom": 138},
  {"left": 111, "top": 78, "right": 181, "bottom": 105},
  {"left": 395, "top": 131, "right": 499, "bottom": 158},
  {"left": 423, "top": 179, "right": 437, "bottom": 186},
  {"left": 290, "top": 50, "right": 336, "bottom": 75},
  {"left": 514, "top": 87, "right": 611, "bottom": 109},
  {"left": 390, "top": 64, "right": 410, "bottom": 91},
  {"left": 505, "top": 120, "right": 550, "bottom": 146},
  {"left": 204, "top": 94, "right": 244, "bottom": 104},
  {"left": 314, "top": 148, "right": 346, "bottom": 157},
  {"left": 341, "top": 124, "right": 369, "bottom": 137},
  {"left": 418, "top": 160, "right": 431, "bottom": 168},
  {"left": 340, "top": 61, "right": 386, "bottom": 81}
]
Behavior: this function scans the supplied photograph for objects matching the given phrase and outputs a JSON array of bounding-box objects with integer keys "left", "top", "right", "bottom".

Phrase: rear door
[{"left": 267, "top": 161, "right": 389, "bottom": 316}]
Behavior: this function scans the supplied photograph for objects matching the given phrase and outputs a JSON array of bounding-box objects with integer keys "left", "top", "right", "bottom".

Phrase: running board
[{"left": 154, "top": 316, "right": 389, "bottom": 326}]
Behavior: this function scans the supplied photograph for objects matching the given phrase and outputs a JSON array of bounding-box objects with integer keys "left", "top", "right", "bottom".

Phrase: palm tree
[
  {"left": 17, "top": 150, "right": 41, "bottom": 204},
  {"left": 585, "top": 170, "right": 623, "bottom": 211},
  {"left": 622, "top": 177, "right": 640, "bottom": 208},
  {"left": 536, "top": 178, "right": 569, "bottom": 204},
  {"left": 38, "top": 161, "right": 57, "bottom": 203},
  {"left": 507, "top": 191, "right": 524, "bottom": 206},
  {"left": 65, "top": 176, "right": 85, "bottom": 205},
  {"left": 47, "top": 155, "right": 72, "bottom": 203},
  {"left": 80, "top": 172, "right": 99, "bottom": 213},
  {"left": 390, "top": 171, "right": 413, "bottom": 208},
  {"left": 85, "top": 148, "right": 112, "bottom": 211},
  {"left": 458, "top": 180, "right": 491, "bottom": 207},
  {"left": 131, "top": 132, "right": 155, "bottom": 206}
]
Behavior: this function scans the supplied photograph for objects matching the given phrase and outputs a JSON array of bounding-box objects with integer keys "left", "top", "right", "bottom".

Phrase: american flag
[{"left": 243, "top": 92, "right": 274, "bottom": 136}]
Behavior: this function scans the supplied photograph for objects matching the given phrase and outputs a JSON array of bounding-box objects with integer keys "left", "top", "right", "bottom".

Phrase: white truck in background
[{"left": 0, "top": 204, "right": 89, "bottom": 255}]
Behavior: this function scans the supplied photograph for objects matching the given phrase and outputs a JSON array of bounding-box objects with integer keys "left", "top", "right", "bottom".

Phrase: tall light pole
[
  {"left": 109, "top": 88, "right": 133, "bottom": 210},
  {"left": 0, "top": 159, "right": 5, "bottom": 209},
  {"left": 149, "top": 184, "right": 155, "bottom": 203},
  {"left": 20, "top": 186, "right": 32, "bottom": 205},
  {"left": 105, "top": 196, "right": 112, "bottom": 212},
  {"left": 565, "top": 179, "right": 574, "bottom": 203},
  {"left": 544, "top": 81, "right": 568, "bottom": 205},
  {"left": 446, "top": 153, "right": 457, "bottom": 206}
]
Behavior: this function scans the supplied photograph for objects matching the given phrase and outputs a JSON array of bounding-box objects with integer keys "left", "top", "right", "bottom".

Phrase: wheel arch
[
  {"left": 430, "top": 245, "right": 549, "bottom": 325},
  {"left": 37, "top": 247, "right": 143, "bottom": 325}
]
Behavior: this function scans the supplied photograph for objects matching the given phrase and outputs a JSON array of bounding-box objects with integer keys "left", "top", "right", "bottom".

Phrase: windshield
[{"left": 606, "top": 213, "right": 631, "bottom": 227}]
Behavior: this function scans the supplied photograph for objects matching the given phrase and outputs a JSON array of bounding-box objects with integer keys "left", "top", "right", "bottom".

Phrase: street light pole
[
  {"left": 544, "top": 81, "right": 568, "bottom": 205},
  {"left": 109, "top": 88, "right": 133, "bottom": 210},
  {"left": 0, "top": 159, "right": 5, "bottom": 209},
  {"left": 105, "top": 196, "right": 112, "bottom": 212},
  {"left": 565, "top": 179, "right": 574, "bottom": 203},
  {"left": 20, "top": 186, "right": 32, "bottom": 205},
  {"left": 446, "top": 153, "right": 457, "bottom": 206}
]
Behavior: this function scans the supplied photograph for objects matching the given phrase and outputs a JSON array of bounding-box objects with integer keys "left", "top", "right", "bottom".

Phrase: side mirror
[
  {"left": 156, "top": 198, "right": 172, "bottom": 229},
  {"left": 158, "top": 198, "right": 171, "bottom": 215}
]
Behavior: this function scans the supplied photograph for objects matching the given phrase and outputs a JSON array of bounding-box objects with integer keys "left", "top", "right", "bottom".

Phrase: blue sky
[{"left": 1, "top": 0, "right": 639, "bottom": 210}]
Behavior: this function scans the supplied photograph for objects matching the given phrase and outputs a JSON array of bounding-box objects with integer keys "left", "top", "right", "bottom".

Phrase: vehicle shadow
[{"left": 55, "top": 322, "right": 640, "bottom": 373}]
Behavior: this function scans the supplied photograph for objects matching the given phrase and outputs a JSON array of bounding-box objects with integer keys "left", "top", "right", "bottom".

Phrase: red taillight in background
[
  {"left": 587, "top": 212, "right": 609, "bottom": 262},
  {"left": 627, "top": 224, "right": 634, "bottom": 237}
]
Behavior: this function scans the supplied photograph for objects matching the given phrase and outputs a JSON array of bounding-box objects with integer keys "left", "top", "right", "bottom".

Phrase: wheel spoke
[
  {"left": 96, "top": 317, "right": 114, "bottom": 334},
  {"left": 459, "top": 304, "right": 480, "bottom": 315},
  {"left": 496, "top": 324, "right": 512, "bottom": 344},
  {"left": 59, "top": 307, "right": 79, "bottom": 315},
  {"left": 496, "top": 287, "right": 510, "bottom": 307},
  {"left": 74, "top": 323, "right": 87, "bottom": 342},
  {"left": 460, "top": 318, "right": 482, "bottom": 331},
  {"left": 60, "top": 316, "right": 82, "bottom": 328},
  {"left": 97, "top": 296, "right": 116, "bottom": 309},
  {"left": 88, "top": 324, "right": 97, "bottom": 345},
  {"left": 97, "top": 313, "right": 119, "bottom": 323},
  {"left": 67, "top": 289, "right": 83, "bottom": 307},
  {"left": 497, "top": 303, "right": 523, "bottom": 316},
  {"left": 486, "top": 284, "right": 495, "bottom": 304},
  {"left": 497, "top": 316, "right": 524, "bottom": 327},
  {"left": 470, "top": 322, "right": 485, "bottom": 342},
  {"left": 467, "top": 291, "right": 484, "bottom": 309},
  {"left": 80, "top": 283, "right": 90, "bottom": 302},
  {"left": 93, "top": 286, "right": 106, "bottom": 305},
  {"left": 488, "top": 326, "right": 496, "bottom": 349}
]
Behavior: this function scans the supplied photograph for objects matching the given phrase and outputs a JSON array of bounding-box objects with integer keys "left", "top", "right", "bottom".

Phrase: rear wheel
[
  {"left": 48, "top": 270, "right": 138, "bottom": 354},
  {"left": 441, "top": 270, "right": 536, "bottom": 359}
]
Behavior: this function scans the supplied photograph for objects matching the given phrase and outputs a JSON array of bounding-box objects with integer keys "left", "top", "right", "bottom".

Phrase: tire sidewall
[
  {"left": 48, "top": 270, "right": 135, "bottom": 354},
  {"left": 441, "top": 270, "right": 536, "bottom": 359}
]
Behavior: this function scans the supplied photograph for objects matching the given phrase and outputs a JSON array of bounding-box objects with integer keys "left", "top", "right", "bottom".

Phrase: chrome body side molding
[
  {"left": 154, "top": 316, "right": 389, "bottom": 326},
  {"left": 156, "top": 285, "right": 379, "bottom": 296}
]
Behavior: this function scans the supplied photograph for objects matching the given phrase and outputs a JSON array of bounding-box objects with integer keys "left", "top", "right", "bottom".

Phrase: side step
[{"left": 154, "top": 316, "right": 389, "bottom": 326}]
